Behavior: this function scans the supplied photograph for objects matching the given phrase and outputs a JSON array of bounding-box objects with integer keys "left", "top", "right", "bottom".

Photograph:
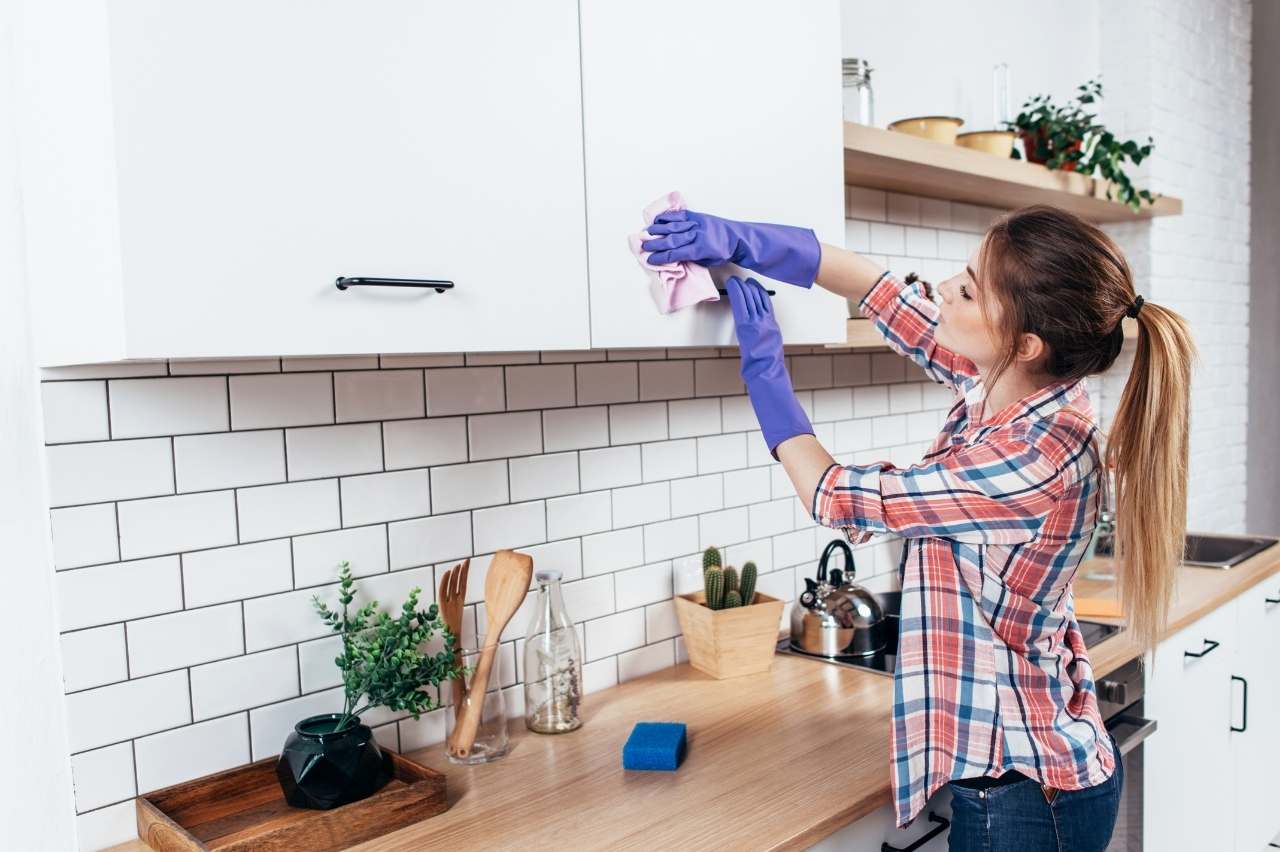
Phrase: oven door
[{"left": 1105, "top": 701, "right": 1158, "bottom": 852}]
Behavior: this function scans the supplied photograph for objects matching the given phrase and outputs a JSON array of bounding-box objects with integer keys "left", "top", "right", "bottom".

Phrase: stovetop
[{"left": 776, "top": 603, "right": 1121, "bottom": 679}]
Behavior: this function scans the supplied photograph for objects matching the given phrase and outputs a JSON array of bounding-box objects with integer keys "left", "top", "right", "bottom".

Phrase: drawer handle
[
  {"left": 715, "top": 286, "right": 777, "bottom": 296},
  {"left": 1230, "top": 675, "right": 1248, "bottom": 733},
  {"left": 335, "top": 277, "right": 455, "bottom": 294},
  {"left": 1183, "top": 638, "right": 1219, "bottom": 659},
  {"left": 882, "top": 812, "right": 949, "bottom": 852},
  {"left": 1265, "top": 595, "right": 1280, "bottom": 605}
]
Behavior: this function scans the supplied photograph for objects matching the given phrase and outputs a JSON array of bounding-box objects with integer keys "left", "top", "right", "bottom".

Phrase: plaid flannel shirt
[{"left": 813, "top": 272, "right": 1116, "bottom": 827}]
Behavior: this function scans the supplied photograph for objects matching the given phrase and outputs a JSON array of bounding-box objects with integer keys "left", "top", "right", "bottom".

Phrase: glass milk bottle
[{"left": 522, "top": 568, "right": 583, "bottom": 734}]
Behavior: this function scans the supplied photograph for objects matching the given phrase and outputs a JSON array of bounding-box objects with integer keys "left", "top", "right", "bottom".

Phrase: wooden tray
[{"left": 136, "top": 752, "right": 446, "bottom": 852}]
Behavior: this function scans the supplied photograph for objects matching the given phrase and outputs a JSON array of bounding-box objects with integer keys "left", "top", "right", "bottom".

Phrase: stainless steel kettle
[{"left": 789, "top": 539, "right": 886, "bottom": 657}]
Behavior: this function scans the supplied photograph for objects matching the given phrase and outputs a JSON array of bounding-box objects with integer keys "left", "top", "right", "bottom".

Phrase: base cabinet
[{"left": 807, "top": 789, "right": 952, "bottom": 852}]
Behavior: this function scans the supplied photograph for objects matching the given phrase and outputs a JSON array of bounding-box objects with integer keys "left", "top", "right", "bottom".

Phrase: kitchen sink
[{"left": 1182, "top": 533, "right": 1278, "bottom": 569}]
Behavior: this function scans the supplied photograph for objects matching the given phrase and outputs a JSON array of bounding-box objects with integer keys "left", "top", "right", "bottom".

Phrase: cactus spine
[
  {"left": 704, "top": 568, "right": 725, "bottom": 610},
  {"left": 740, "top": 561, "right": 757, "bottom": 605},
  {"left": 724, "top": 590, "right": 742, "bottom": 609},
  {"left": 702, "top": 546, "right": 722, "bottom": 572}
]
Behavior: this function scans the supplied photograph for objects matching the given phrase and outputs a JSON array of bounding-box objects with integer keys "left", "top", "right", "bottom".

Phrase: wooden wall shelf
[
  {"left": 829, "top": 317, "right": 1139, "bottom": 351},
  {"left": 843, "top": 123, "right": 1182, "bottom": 224}
]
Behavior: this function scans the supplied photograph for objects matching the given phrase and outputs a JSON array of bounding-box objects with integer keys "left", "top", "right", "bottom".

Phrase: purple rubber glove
[
  {"left": 640, "top": 209, "right": 821, "bottom": 287},
  {"left": 726, "top": 276, "right": 814, "bottom": 457}
]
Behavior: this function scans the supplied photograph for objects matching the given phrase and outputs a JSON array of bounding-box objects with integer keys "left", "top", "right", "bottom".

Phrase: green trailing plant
[
  {"left": 704, "top": 567, "right": 725, "bottom": 610},
  {"left": 740, "top": 561, "right": 757, "bottom": 605},
  {"left": 1004, "top": 78, "right": 1157, "bottom": 212},
  {"left": 312, "top": 562, "right": 466, "bottom": 732}
]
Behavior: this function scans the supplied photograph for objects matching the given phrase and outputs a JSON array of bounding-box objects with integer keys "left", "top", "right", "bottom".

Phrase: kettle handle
[{"left": 819, "top": 538, "right": 855, "bottom": 582}]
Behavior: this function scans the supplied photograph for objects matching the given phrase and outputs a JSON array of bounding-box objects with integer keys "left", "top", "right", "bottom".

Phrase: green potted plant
[
  {"left": 276, "top": 562, "right": 466, "bottom": 810},
  {"left": 673, "top": 547, "right": 785, "bottom": 679},
  {"left": 1005, "top": 78, "right": 1158, "bottom": 212}
]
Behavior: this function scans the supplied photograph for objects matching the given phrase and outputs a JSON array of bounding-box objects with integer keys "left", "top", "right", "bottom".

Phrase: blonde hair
[{"left": 981, "top": 205, "right": 1196, "bottom": 651}]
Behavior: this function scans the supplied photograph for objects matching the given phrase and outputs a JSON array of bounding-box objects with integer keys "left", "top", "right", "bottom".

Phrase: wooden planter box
[
  {"left": 136, "top": 752, "right": 446, "bottom": 851},
  {"left": 673, "top": 591, "right": 785, "bottom": 679}
]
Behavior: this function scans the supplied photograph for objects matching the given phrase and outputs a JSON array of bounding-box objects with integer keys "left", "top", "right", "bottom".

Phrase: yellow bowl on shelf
[
  {"left": 956, "top": 130, "right": 1016, "bottom": 157},
  {"left": 887, "top": 115, "right": 964, "bottom": 144}
]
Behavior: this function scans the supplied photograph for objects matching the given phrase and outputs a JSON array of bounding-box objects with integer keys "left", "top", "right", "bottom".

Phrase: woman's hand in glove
[
  {"left": 725, "top": 276, "right": 814, "bottom": 456},
  {"left": 641, "top": 210, "right": 821, "bottom": 287}
]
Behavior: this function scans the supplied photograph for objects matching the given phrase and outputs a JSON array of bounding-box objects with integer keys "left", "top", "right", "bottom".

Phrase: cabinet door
[
  {"left": 33, "top": 0, "right": 590, "bottom": 361},
  {"left": 579, "top": 0, "right": 847, "bottom": 349},
  {"left": 1232, "top": 576, "right": 1280, "bottom": 852}
]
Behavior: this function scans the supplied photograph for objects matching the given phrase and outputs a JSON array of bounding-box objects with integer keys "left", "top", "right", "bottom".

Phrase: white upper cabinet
[
  {"left": 579, "top": 0, "right": 847, "bottom": 348},
  {"left": 18, "top": 1, "right": 591, "bottom": 364}
]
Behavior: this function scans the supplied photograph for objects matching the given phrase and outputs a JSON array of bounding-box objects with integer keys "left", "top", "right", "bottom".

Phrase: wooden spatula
[
  {"left": 437, "top": 558, "right": 470, "bottom": 714},
  {"left": 446, "top": 549, "right": 533, "bottom": 759}
]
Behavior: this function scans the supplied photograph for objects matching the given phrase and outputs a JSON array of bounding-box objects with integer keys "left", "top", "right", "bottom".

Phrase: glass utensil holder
[{"left": 446, "top": 647, "right": 509, "bottom": 765}]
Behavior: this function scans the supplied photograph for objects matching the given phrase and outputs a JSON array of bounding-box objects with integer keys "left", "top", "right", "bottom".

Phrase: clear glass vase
[
  {"left": 522, "top": 568, "right": 583, "bottom": 734},
  {"left": 445, "top": 647, "right": 509, "bottom": 764}
]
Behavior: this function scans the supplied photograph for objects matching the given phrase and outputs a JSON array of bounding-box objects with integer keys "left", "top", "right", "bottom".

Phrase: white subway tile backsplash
[
  {"left": 135, "top": 714, "right": 250, "bottom": 794},
  {"left": 388, "top": 512, "right": 472, "bottom": 570},
  {"left": 670, "top": 473, "right": 724, "bottom": 517},
  {"left": 190, "top": 648, "right": 299, "bottom": 721},
  {"left": 505, "top": 364, "right": 576, "bottom": 411},
  {"left": 792, "top": 355, "right": 833, "bottom": 390},
  {"left": 108, "top": 377, "right": 228, "bottom": 438},
  {"left": 582, "top": 527, "right": 645, "bottom": 576},
  {"left": 638, "top": 360, "right": 694, "bottom": 400},
  {"left": 286, "top": 423, "right": 382, "bottom": 480},
  {"left": 749, "top": 499, "right": 795, "bottom": 539},
  {"left": 425, "top": 367, "right": 504, "bottom": 417},
  {"left": 919, "top": 198, "right": 951, "bottom": 229},
  {"left": 693, "top": 359, "right": 742, "bottom": 396},
  {"left": 510, "top": 452, "right": 579, "bottom": 502},
  {"left": 582, "top": 657, "right": 618, "bottom": 695},
  {"left": 852, "top": 385, "right": 890, "bottom": 417},
  {"left": 886, "top": 193, "right": 921, "bottom": 225},
  {"left": 126, "top": 604, "right": 244, "bottom": 677},
  {"left": 576, "top": 362, "right": 638, "bottom": 405},
  {"left": 65, "top": 671, "right": 190, "bottom": 753},
  {"left": 546, "top": 491, "right": 611, "bottom": 540},
  {"left": 720, "top": 395, "right": 757, "bottom": 432},
  {"left": 430, "top": 459, "right": 508, "bottom": 513},
  {"left": 46, "top": 438, "right": 173, "bottom": 507},
  {"left": 579, "top": 445, "right": 642, "bottom": 491},
  {"left": 722, "top": 467, "right": 771, "bottom": 508},
  {"left": 176, "top": 429, "right": 285, "bottom": 492},
  {"left": 617, "top": 640, "right": 675, "bottom": 683},
  {"left": 889, "top": 383, "right": 923, "bottom": 414},
  {"left": 645, "top": 600, "right": 681, "bottom": 642},
  {"left": 643, "top": 516, "right": 698, "bottom": 562},
  {"left": 41, "top": 380, "right": 109, "bottom": 444},
  {"left": 230, "top": 372, "right": 333, "bottom": 430},
  {"left": 293, "top": 524, "right": 388, "bottom": 587},
  {"left": 71, "top": 742, "right": 135, "bottom": 813},
  {"left": 249, "top": 689, "right": 343, "bottom": 759},
  {"left": 340, "top": 469, "right": 431, "bottom": 526},
  {"left": 244, "top": 587, "right": 332, "bottom": 652},
  {"left": 334, "top": 369, "right": 424, "bottom": 422},
  {"left": 182, "top": 539, "right": 293, "bottom": 608},
  {"left": 61, "top": 625, "right": 128, "bottom": 693},
  {"left": 297, "top": 636, "right": 344, "bottom": 693},
  {"left": 118, "top": 491, "right": 239, "bottom": 559},
  {"left": 615, "top": 561, "right": 672, "bottom": 610},
  {"left": 57, "top": 556, "right": 182, "bottom": 631},
  {"left": 835, "top": 418, "right": 874, "bottom": 454},
  {"left": 542, "top": 406, "right": 609, "bottom": 452},
  {"left": 667, "top": 397, "right": 722, "bottom": 438},
  {"left": 383, "top": 417, "right": 468, "bottom": 470},
  {"left": 873, "top": 414, "right": 907, "bottom": 448},
  {"left": 76, "top": 800, "right": 137, "bottom": 851},
  {"left": 238, "top": 479, "right": 340, "bottom": 542},
  {"left": 469, "top": 411, "right": 542, "bottom": 460},
  {"left": 699, "top": 507, "right": 749, "bottom": 549},
  {"left": 641, "top": 439, "right": 697, "bottom": 482},
  {"left": 937, "top": 229, "right": 972, "bottom": 260},
  {"left": 697, "top": 433, "right": 747, "bottom": 473},
  {"left": 472, "top": 501, "right": 547, "bottom": 553},
  {"left": 585, "top": 609, "right": 645, "bottom": 661},
  {"left": 845, "top": 186, "right": 886, "bottom": 221},
  {"left": 609, "top": 401, "right": 668, "bottom": 445},
  {"left": 773, "top": 528, "right": 816, "bottom": 570},
  {"left": 49, "top": 503, "right": 119, "bottom": 569},
  {"left": 812, "top": 388, "right": 853, "bottom": 422},
  {"left": 612, "top": 482, "right": 670, "bottom": 528}
]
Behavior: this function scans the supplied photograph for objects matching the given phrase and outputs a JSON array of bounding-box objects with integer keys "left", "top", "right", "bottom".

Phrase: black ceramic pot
[{"left": 276, "top": 713, "right": 393, "bottom": 809}]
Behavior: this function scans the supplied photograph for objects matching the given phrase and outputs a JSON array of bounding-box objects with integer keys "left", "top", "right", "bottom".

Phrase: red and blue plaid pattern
[{"left": 814, "top": 272, "right": 1116, "bottom": 827}]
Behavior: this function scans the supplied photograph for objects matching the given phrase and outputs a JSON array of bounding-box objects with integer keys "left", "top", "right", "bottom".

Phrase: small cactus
[
  {"left": 740, "top": 561, "right": 757, "bottom": 605},
  {"left": 702, "top": 546, "right": 722, "bottom": 572},
  {"left": 724, "top": 590, "right": 742, "bottom": 608},
  {"left": 723, "top": 566, "right": 739, "bottom": 596},
  {"left": 704, "top": 568, "right": 725, "bottom": 610}
]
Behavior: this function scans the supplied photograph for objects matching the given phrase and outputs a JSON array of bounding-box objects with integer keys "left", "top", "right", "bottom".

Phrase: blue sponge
[{"left": 622, "top": 721, "right": 687, "bottom": 771}]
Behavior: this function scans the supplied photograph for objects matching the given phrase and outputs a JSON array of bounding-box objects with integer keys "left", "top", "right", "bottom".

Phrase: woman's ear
[{"left": 1014, "top": 332, "right": 1046, "bottom": 366}]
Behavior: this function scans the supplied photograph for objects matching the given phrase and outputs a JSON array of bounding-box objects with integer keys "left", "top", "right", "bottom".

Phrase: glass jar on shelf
[
  {"left": 522, "top": 568, "right": 583, "bottom": 734},
  {"left": 841, "top": 58, "right": 875, "bottom": 126}
]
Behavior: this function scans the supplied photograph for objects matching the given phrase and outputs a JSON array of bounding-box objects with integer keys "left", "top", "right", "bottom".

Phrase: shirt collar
[{"left": 965, "top": 376, "right": 1091, "bottom": 432}]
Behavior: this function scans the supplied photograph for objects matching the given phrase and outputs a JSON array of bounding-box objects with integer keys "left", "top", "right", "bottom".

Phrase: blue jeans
[{"left": 947, "top": 752, "right": 1123, "bottom": 852}]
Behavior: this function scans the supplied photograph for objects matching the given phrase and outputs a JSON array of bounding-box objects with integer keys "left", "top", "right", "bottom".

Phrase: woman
[{"left": 642, "top": 204, "right": 1194, "bottom": 852}]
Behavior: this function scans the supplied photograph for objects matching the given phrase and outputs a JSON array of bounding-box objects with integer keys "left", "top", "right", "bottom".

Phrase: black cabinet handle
[
  {"left": 883, "top": 812, "right": 949, "bottom": 852},
  {"left": 1183, "top": 638, "right": 1219, "bottom": 659},
  {"left": 1266, "top": 594, "right": 1280, "bottom": 605},
  {"left": 335, "top": 277, "right": 455, "bottom": 294},
  {"left": 715, "top": 286, "right": 777, "bottom": 296},
  {"left": 1231, "top": 675, "right": 1248, "bottom": 732}
]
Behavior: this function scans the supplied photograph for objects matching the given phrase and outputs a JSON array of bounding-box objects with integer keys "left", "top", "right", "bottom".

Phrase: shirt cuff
[{"left": 856, "top": 270, "right": 899, "bottom": 320}]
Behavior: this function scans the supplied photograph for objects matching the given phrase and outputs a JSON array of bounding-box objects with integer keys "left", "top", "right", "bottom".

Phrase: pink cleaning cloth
[{"left": 628, "top": 191, "right": 720, "bottom": 314}]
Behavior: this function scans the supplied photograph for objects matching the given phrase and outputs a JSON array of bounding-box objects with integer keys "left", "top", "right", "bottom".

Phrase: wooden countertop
[{"left": 115, "top": 544, "right": 1280, "bottom": 852}]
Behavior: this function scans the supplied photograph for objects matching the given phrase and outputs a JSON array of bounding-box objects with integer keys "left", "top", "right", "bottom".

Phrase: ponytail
[{"left": 1103, "top": 303, "right": 1196, "bottom": 651}]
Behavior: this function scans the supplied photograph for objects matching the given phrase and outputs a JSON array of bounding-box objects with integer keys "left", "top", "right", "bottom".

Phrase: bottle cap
[{"left": 535, "top": 568, "right": 562, "bottom": 583}]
